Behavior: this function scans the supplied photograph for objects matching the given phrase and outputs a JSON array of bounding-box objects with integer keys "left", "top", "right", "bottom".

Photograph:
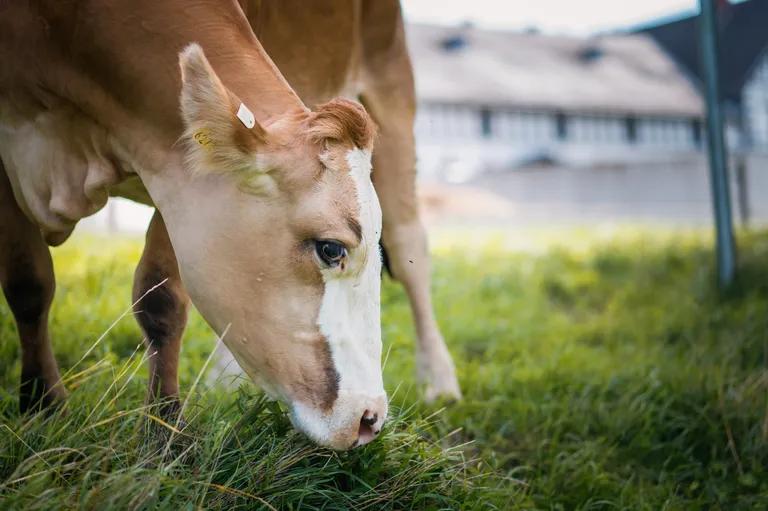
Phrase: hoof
[
  {"left": 417, "top": 343, "right": 462, "bottom": 403},
  {"left": 424, "top": 377, "right": 462, "bottom": 403},
  {"left": 150, "top": 397, "right": 188, "bottom": 430},
  {"left": 144, "top": 399, "right": 191, "bottom": 450},
  {"left": 19, "top": 377, "right": 68, "bottom": 415}
]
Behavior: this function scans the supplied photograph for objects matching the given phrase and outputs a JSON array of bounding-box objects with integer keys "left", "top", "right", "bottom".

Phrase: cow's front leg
[
  {"left": 133, "top": 210, "right": 189, "bottom": 417},
  {"left": 359, "top": 3, "right": 461, "bottom": 401},
  {"left": 0, "top": 166, "right": 67, "bottom": 413},
  {"left": 381, "top": 220, "right": 462, "bottom": 402}
]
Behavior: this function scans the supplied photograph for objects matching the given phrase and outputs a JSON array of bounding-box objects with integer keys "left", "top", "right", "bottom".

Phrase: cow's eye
[{"left": 316, "top": 240, "right": 347, "bottom": 267}]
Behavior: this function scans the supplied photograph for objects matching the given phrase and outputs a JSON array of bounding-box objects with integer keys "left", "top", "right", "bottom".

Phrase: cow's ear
[{"left": 178, "top": 43, "right": 267, "bottom": 175}]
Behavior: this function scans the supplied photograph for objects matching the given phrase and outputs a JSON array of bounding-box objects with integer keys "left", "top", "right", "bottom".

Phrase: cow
[{"left": 0, "top": 0, "right": 460, "bottom": 450}]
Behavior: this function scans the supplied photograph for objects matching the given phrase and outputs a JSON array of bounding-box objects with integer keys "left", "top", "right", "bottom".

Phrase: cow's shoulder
[
  {"left": 359, "top": 0, "right": 409, "bottom": 67},
  {"left": 242, "top": 0, "right": 361, "bottom": 106}
]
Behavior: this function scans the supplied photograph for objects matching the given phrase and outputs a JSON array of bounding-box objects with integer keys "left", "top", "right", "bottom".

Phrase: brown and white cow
[{"left": 0, "top": 0, "right": 459, "bottom": 450}]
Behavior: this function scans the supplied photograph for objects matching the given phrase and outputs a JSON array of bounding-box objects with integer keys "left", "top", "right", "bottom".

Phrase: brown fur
[
  {"left": 0, "top": 166, "right": 67, "bottom": 413},
  {"left": 0, "top": 0, "right": 460, "bottom": 443},
  {"left": 308, "top": 99, "right": 377, "bottom": 151},
  {"left": 133, "top": 212, "right": 190, "bottom": 408},
  {"left": 287, "top": 334, "right": 340, "bottom": 411}
]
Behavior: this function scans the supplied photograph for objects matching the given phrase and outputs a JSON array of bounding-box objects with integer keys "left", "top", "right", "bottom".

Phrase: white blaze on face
[{"left": 291, "top": 148, "right": 386, "bottom": 448}]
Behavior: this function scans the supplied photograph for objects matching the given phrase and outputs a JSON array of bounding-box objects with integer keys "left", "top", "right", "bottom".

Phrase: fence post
[{"left": 699, "top": 0, "right": 736, "bottom": 287}]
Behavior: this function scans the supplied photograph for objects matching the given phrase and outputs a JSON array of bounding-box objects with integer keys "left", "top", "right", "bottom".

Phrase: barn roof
[
  {"left": 639, "top": 0, "right": 768, "bottom": 103},
  {"left": 406, "top": 23, "right": 704, "bottom": 117}
]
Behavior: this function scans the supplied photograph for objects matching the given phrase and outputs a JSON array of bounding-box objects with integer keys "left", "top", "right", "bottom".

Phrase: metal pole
[{"left": 699, "top": 0, "right": 736, "bottom": 287}]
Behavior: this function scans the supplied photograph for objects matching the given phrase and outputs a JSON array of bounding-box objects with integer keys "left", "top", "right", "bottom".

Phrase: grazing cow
[{"left": 0, "top": 0, "right": 459, "bottom": 449}]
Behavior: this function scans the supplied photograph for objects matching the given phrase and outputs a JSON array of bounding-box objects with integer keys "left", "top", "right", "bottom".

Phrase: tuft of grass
[
  {"left": 2, "top": 227, "right": 768, "bottom": 509},
  {"left": 0, "top": 382, "right": 509, "bottom": 509}
]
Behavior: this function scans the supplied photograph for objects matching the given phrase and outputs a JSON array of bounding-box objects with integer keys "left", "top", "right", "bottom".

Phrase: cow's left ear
[{"left": 179, "top": 43, "right": 267, "bottom": 175}]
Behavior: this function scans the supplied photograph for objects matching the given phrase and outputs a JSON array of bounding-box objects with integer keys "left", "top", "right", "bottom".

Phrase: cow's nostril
[
  {"left": 357, "top": 410, "right": 379, "bottom": 446},
  {"left": 361, "top": 411, "right": 377, "bottom": 427}
]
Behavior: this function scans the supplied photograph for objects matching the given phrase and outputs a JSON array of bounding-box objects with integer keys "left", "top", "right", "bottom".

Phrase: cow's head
[{"left": 167, "top": 44, "right": 385, "bottom": 450}]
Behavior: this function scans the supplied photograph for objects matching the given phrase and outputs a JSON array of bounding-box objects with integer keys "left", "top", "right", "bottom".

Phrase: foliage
[{"left": 2, "top": 229, "right": 768, "bottom": 509}]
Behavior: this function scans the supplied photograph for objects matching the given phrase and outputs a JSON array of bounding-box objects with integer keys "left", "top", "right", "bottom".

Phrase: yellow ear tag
[{"left": 193, "top": 129, "right": 213, "bottom": 150}]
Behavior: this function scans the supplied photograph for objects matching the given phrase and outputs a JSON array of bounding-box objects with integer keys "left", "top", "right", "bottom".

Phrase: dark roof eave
[{"left": 639, "top": 0, "right": 768, "bottom": 99}]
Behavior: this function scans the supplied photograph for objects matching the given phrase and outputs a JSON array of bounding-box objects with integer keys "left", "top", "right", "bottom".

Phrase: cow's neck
[
  {"left": 207, "top": 46, "right": 305, "bottom": 125},
  {"left": 0, "top": 1, "right": 305, "bottom": 244}
]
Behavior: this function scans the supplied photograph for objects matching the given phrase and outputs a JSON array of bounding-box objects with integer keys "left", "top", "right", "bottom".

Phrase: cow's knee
[
  {"left": 3, "top": 267, "right": 54, "bottom": 326},
  {"left": 380, "top": 220, "right": 429, "bottom": 283},
  {"left": 133, "top": 271, "right": 188, "bottom": 346}
]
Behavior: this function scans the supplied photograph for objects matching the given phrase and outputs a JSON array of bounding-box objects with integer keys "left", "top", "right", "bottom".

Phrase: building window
[
  {"left": 567, "top": 114, "right": 626, "bottom": 145},
  {"left": 636, "top": 118, "right": 695, "bottom": 148},
  {"left": 625, "top": 117, "right": 637, "bottom": 143},
  {"left": 491, "top": 110, "right": 557, "bottom": 142},
  {"left": 480, "top": 108, "right": 492, "bottom": 138},
  {"left": 415, "top": 103, "right": 483, "bottom": 141},
  {"left": 556, "top": 113, "right": 567, "bottom": 140},
  {"left": 691, "top": 119, "right": 703, "bottom": 147}
]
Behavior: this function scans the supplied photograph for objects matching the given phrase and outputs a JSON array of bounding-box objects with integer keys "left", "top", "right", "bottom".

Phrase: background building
[
  {"left": 410, "top": 0, "right": 768, "bottom": 181},
  {"left": 84, "top": 0, "right": 768, "bottom": 232},
  {"left": 409, "top": 24, "right": 704, "bottom": 180}
]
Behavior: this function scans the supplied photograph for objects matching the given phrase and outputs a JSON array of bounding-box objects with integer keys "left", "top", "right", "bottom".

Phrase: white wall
[
  {"left": 744, "top": 50, "right": 768, "bottom": 150},
  {"left": 414, "top": 102, "right": 700, "bottom": 181}
]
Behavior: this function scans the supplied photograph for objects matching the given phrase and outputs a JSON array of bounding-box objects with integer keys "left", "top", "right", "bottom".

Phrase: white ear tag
[{"left": 237, "top": 103, "right": 256, "bottom": 129}]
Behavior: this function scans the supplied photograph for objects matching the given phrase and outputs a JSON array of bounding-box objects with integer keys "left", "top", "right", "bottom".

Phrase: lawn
[{"left": 1, "top": 227, "right": 768, "bottom": 509}]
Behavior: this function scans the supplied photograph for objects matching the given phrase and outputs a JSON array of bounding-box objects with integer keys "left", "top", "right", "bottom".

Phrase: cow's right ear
[{"left": 178, "top": 43, "right": 267, "bottom": 176}]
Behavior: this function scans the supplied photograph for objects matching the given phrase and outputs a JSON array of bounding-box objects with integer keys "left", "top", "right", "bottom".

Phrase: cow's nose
[
  {"left": 361, "top": 412, "right": 377, "bottom": 427},
  {"left": 357, "top": 408, "right": 384, "bottom": 446}
]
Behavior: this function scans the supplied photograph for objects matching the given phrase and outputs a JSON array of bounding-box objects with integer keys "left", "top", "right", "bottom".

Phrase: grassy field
[{"left": 1, "top": 227, "right": 768, "bottom": 509}]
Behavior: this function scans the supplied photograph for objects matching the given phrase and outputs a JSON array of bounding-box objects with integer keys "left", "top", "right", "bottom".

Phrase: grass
[{"left": 1, "top": 227, "right": 768, "bottom": 509}]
